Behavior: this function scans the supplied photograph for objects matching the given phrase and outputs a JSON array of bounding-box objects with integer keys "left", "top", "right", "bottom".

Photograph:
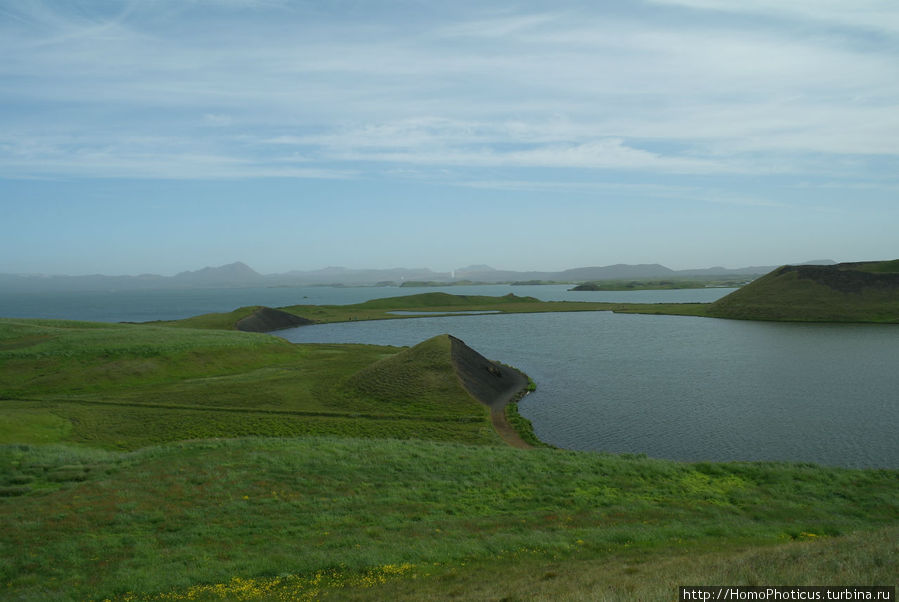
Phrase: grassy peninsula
[
  {"left": 2, "top": 280, "right": 898, "bottom": 599},
  {"left": 157, "top": 291, "right": 710, "bottom": 332}
]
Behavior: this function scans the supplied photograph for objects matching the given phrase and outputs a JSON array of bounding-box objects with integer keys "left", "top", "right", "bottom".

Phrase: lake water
[
  {"left": 276, "top": 312, "right": 899, "bottom": 469},
  {"left": 4, "top": 285, "right": 894, "bottom": 468},
  {"left": 0, "top": 284, "right": 733, "bottom": 322}
]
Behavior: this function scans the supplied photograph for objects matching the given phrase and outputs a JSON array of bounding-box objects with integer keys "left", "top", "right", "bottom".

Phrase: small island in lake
[{"left": 570, "top": 277, "right": 748, "bottom": 291}]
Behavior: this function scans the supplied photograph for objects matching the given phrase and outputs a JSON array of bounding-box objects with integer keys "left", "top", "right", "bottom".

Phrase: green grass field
[
  {"left": 0, "top": 319, "right": 499, "bottom": 450},
  {"left": 2, "top": 437, "right": 896, "bottom": 600},
  {"left": 2, "top": 304, "right": 897, "bottom": 600}
]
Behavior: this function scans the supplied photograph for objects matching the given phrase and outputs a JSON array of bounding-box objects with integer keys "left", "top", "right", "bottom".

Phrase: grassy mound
[
  {"left": 347, "top": 334, "right": 488, "bottom": 419},
  {"left": 347, "top": 334, "right": 529, "bottom": 415},
  {"left": 234, "top": 306, "right": 314, "bottom": 332},
  {"left": 150, "top": 305, "right": 262, "bottom": 330},
  {"left": 707, "top": 260, "right": 899, "bottom": 322},
  {"left": 1, "top": 437, "right": 895, "bottom": 600},
  {"left": 152, "top": 306, "right": 314, "bottom": 332}
]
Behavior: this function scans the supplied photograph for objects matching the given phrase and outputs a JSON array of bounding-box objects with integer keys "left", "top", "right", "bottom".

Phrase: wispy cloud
[
  {"left": 1, "top": 0, "right": 896, "bottom": 183},
  {"left": 325, "top": 138, "right": 732, "bottom": 174},
  {"left": 437, "top": 12, "right": 561, "bottom": 38},
  {"left": 0, "top": 134, "right": 352, "bottom": 180},
  {"left": 646, "top": 0, "right": 899, "bottom": 35}
]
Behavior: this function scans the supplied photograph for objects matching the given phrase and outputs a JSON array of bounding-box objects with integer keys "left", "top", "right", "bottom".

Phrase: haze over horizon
[
  {"left": 1, "top": 258, "right": 838, "bottom": 280},
  {"left": 2, "top": 1, "right": 897, "bottom": 276}
]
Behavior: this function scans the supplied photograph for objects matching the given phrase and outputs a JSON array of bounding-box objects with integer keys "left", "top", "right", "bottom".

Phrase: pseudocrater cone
[{"left": 347, "top": 334, "right": 528, "bottom": 410}]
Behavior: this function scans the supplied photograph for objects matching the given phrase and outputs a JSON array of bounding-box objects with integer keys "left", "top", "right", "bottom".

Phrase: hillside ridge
[
  {"left": 708, "top": 260, "right": 899, "bottom": 322},
  {"left": 785, "top": 262, "right": 899, "bottom": 293}
]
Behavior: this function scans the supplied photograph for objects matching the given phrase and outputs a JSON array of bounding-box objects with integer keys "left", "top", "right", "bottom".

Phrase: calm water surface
[
  {"left": 6, "top": 286, "right": 893, "bottom": 468},
  {"left": 277, "top": 312, "right": 899, "bottom": 468},
  {"left": 0, "top": 285, "right": 733, "bottom": 322}
]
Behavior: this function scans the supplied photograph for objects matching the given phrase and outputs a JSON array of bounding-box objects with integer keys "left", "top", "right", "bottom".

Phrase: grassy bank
[
  {"left": 333, "top": 524, "right": 898, "bottom": 601},
  {"left": 2, "top": 437, "right": 896, "bottom": 600},
  {"left": 0, "top": 319, "right": 500, "bottom": 449}
]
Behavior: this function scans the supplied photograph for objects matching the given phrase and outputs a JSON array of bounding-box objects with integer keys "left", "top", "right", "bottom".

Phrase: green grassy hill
[
  {"left": 347, "top": 334, "right": 463, "bottom": 406},
  {"left": 707, "top": 260, "right": 899, "bottom": 322},
  {"left": 155, "top": 306, "right": 314, "bottom": 332}
]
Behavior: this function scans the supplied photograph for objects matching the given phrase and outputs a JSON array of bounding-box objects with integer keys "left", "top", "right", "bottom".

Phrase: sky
[{"left": 1, "top": 0, "right": 898, "bottom": 276}]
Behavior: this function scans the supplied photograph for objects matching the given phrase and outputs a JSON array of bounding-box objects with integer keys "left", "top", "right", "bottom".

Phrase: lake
[
  {"left": 0, "top": 284, "right": 733, "bottom": 322},
  {"left": 4, "top": 285, "right": 894, "bottom": 468},
  {"left": 276, "top": 311, "right": 899, "bottom": 469}
]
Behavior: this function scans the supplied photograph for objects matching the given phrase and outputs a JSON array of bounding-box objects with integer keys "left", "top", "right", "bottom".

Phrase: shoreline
[{"left": 447, "top": 334, "right": 538, "bottom": 449}]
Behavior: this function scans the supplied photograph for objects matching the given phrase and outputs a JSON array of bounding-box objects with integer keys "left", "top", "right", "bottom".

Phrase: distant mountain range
[{"left": 0, "top": 260, "right": 837, "bottom": 293}]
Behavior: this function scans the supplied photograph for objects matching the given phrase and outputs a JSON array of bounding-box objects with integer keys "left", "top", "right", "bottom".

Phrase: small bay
[{"left": 277, "top": 311, "right": 899, "bottom": 469}]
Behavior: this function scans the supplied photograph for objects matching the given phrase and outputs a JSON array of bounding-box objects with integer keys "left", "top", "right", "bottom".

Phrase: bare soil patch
[{"left": 449, "top": 335, "right": 532, "bottom": 448}]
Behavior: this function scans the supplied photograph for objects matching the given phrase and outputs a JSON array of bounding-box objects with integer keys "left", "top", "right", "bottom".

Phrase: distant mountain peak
[
  {"left": 219, "top": 261, "right": 259, "bottom": 274},
  {"left": 173, "top": 261, "right": 262, "bottom": 282}
]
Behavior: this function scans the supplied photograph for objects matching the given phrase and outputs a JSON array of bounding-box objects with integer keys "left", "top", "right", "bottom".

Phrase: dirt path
[
  {"left": 490, "top": 407, "right": 533, "bottom": 449},
  {"left": 448, "top": 335, "right": 535, "bottom": 450}
]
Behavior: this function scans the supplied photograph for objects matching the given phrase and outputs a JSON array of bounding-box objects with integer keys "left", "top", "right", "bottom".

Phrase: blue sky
[{"left": 1, "top": 0, "right": 897, "bottom": 275}]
